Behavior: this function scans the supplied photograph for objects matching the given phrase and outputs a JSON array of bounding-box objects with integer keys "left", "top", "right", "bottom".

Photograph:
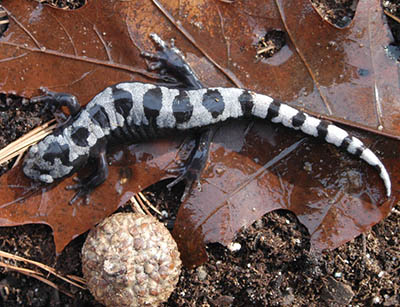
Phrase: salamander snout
[{"left": 23, "top": 136, "right": 75, "bottom": 184}]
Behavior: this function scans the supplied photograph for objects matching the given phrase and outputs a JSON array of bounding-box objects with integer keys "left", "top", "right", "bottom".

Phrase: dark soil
[{"left": 0, "top": 1, "right": 399, "bottom": 306}]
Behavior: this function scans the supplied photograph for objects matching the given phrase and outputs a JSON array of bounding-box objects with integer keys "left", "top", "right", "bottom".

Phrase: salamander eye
[{"left": 39, "top": 174, "right": 54, "bottom": 183}]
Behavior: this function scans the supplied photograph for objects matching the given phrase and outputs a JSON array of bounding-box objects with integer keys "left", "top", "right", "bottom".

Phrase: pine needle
[
  {"left": 0, "top": 250, "right": 86, "bottom": 290},
  {"left": 0, "top": 120, "right": 56, "bottom": 166}
]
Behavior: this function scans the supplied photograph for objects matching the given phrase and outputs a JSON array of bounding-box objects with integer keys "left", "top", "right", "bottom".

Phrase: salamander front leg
[
  {"left": 31, "top": 88, "right": 81, "bottom": 126},
  {"left": 167, "top": 127, "right": 217, "bottom": 201},
  {"left": 66, "top": 150, "right": 108, "bottom": 205},
  {"left": 142, "top": 33, "right": 203, "bottom": 90}
]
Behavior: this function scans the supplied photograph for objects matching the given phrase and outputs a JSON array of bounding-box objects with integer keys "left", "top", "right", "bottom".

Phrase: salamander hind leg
[
  {"left": 66, "top": 151, "right": 108, "bottom": 205},
  {"left": 141, "top": 33, "right": 203, "bottom": 89},
  {"left": 167, "top": 127, "right": 216, "bottom": 201}
]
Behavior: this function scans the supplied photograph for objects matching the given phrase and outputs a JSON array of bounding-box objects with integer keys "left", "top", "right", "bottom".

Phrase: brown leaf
[
  {"left": 173, "top": 121, "right": 399, "bottom": 268},
  {"left": 4, "top": 0, "right": 398, "bottom": 137},
  {"left": 275, "top": 0, "right": 400, "bottom": 135},
  {"left": 0, "top": 0, "right": 154, "bottom": 101},
  {"left": 0, "top": 140, "right": 180, "bottom": 253},
  {"left": 137, "top": 0, "right": 399, "bottom": 137}
]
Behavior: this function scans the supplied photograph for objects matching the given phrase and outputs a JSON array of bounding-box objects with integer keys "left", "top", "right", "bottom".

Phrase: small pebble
[
  {"left": 196, "top": 266, "right": 207, "bottom": 281},
  {"left": 334, "top": 272, "right": 342, "bottom": 278},
  {"left": 227, "top": 242, "right": 241, "bottom": 252}
]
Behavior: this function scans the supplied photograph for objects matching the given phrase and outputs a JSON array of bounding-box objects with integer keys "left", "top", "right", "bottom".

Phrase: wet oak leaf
[
  {"left": 0, "top": 0, "right": 178, "bottom": 252},
  {"left": 0, "top": 0, "right": 155, "bottom": 101},
  {"left": 0, "top": 140, "right": 181, "bottom": 253},
  {"left": 139, "top": 0, "right": 399, "bottom": 137},
  {"left": 173, "top": 121, "right": 399, "bottom": 267},
  {"left": 0, "top": 0, "right": 398, "bottom": 264}
]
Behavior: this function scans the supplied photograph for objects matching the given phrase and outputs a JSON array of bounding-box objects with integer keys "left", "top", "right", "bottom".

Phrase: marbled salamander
[{"left": 23, "top": 34, "right": 391, "bottom": 203}]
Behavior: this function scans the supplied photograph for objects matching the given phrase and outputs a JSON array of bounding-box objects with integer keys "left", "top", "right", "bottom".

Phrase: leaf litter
[{"left": 0, "top": 0, "right": 399, "bottom": 305}]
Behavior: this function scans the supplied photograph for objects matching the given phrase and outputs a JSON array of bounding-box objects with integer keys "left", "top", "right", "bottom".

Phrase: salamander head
[{"left": 23, "top": 135, "right": 77, "bottom": 184}]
